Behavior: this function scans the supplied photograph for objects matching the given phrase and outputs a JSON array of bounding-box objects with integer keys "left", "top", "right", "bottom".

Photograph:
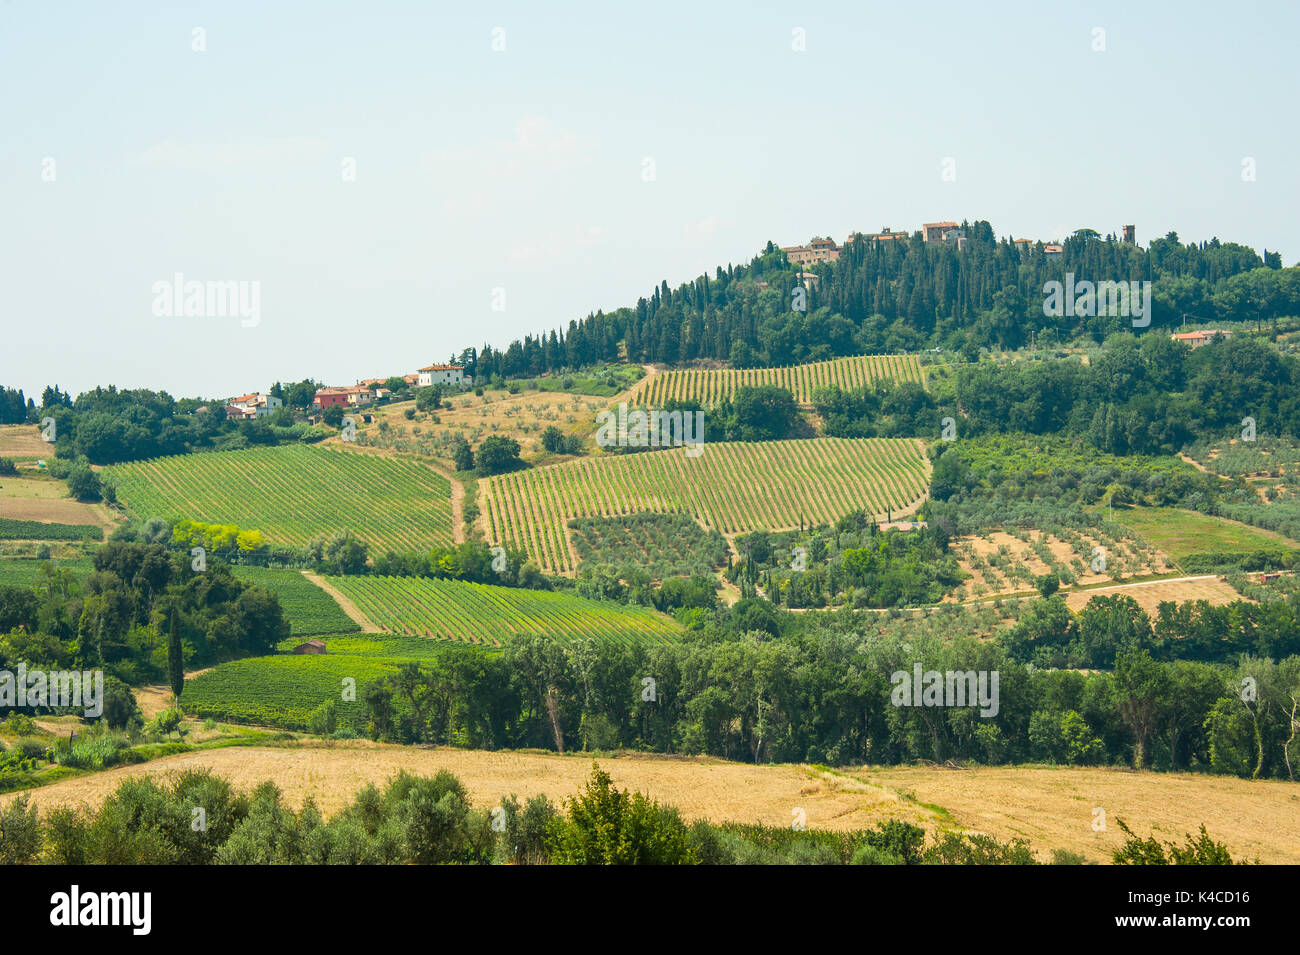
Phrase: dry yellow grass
[
  {"left": 357, "top": 390, "right": 615, "bottom": 468},
  {"left": 853, "top": 764, "right": 1300, "bottom": 864},
  {"left": 1063, "top": 576, "right": 1243, "bottom": 616},
  {"left": 0, "top": 425, "right": 48, "bottom": 458},
  {"left": 1, "top": 743, "right": 918, "bottom": 833},
  {"left": 0, "top": 475, "right": 117, "bottom": 530},
  {"left": 5, "top": 743, "right": 1296, "bottom": 863}
]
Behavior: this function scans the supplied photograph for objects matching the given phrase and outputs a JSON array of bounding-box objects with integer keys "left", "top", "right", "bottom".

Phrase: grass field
[
  {"left": 481, "top": 437, "right": 931, "bottom": 573},
  {"left": 328, "top": 575, "right": 682, "bottom": 645},
  {"left": 7, "top": 746, "right": 1296, "bottom": 863},
  {"left": 1112, "top": 507, "right": 1300, "bottom": 562},
  {"left": 106, "top": 444, "right": 453, "bottom": 552},
  {"left": 230, "top": 566, "right": 360, "bottom": 637},
  {"left": 634, "top": 354, "right": 925, "bottom": 407}
]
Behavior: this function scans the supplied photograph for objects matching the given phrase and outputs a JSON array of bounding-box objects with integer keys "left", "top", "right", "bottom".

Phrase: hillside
[
  {"left": 480, "top": 437, "right": 931, "bottom": 574},
  {"left": 105, "top": 444, "right": 454, "bottom": 552},
  {"left": 633, "top": 354, "right": 925, "bottom": 408},
  {"left": 329, "top": 575, "right": 682, "bottom": 645}
]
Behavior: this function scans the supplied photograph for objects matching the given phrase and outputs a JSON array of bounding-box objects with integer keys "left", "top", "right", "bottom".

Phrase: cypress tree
[{"left": 167, "top": 604, "right": 184, "bottom": 701}]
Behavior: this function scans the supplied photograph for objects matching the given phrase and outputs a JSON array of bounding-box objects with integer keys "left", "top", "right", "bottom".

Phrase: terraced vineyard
[
  {"left": 106, "top": 445, "right": 453, "bottom": 552},
  {"left": 481, "top": 437, "right": 931, "bottom": 573},
  {"left": 329, "top": 575, "right": 682, "bottom": 645},
  {"left": 636, "top": 354, "right": 925, "bottom": 407}
]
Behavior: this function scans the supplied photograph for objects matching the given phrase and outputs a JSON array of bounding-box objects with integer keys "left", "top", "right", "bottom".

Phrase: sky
[{"left": 2, "top": 0, "right": 1297, "bottom": 400}]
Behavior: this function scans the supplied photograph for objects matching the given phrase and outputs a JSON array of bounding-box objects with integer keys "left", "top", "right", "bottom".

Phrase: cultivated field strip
[
  {"left": 481, "top": 437, "right": 931, "bottom": 574},
  {"left": 636, "top": 354, "right": 924, "bottom": 407},
  {"left": 106, "top": 445, "right": 453, "bottom": 552},
  {"left": 329, "top": 575, "right": 681, "bottom": 645}
]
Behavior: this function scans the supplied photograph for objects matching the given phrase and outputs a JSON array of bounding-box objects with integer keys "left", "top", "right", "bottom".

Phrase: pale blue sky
[{"left": 3, "top": 0, "right": 1296, "bottom": 400}]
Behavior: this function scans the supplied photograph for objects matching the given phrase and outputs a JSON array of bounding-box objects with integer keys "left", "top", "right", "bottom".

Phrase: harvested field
[
  {"left": 0, "top": 424, "right": 49, "bottom": 459},
  {"left": 6, "top": 744, "right": 1296, "bottom": 863},
  {"left": 1063, "top": 575, "right": 1243, "bottom": 615},
  {"left": 852, "top": 763, "right": 1299, "bottom": 864}
]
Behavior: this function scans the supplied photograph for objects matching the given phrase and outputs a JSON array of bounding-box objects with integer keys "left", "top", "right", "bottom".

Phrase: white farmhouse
[
  {"left": 416, "top": 364, "right": 471, "bottom": 388},
  {"left": 227, "top": 393, "right": 283, "bottom": 420}
]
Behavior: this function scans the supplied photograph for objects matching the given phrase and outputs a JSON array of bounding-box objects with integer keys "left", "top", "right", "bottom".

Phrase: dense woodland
[
  {"left": 0, "top": 543, "right": 288, "bottom": 690},
  {"left": 464, "top": 225, "right": 1299, "bottom": 379}
]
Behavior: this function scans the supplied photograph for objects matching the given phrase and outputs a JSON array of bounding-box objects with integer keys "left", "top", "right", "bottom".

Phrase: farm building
[
  {"left": 1171, "top": 329, "right": 1231, "bottom": 349},
  {"left": 417, "top": 364, "right": 471, "bottom": 387},
  {"left": 313, "top": 387, "right": 350, "bottom": 409},
  {"left": 227, "top": 393, "right": 283, "bottom": 420},
  {"left": 292, "top": 639, "right": 327, "bottom": 654}
]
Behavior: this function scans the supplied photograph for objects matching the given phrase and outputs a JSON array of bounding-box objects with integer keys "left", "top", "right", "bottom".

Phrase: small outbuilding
[{"left": 292, "top": 639, "right": 327, "bottom": 655}]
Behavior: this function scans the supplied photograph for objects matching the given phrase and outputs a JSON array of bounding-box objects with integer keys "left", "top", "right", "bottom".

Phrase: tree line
[{"left": 344, "top": 622, "right": 1300, "bottom": 781}]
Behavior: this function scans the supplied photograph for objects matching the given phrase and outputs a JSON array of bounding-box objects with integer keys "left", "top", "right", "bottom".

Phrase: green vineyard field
[
  {"left": 231, "top": 566, "right": 360, "bottom": 637},
  {"left": 182, "top": 654, "right": 393, "bottom": 729},
  {"left": 0, "top": 557, "right": 94, "bottom": 589},
  {"left": 635, "top": 354, "right": 925, "bottom": 407},
  {"left": 328, "top": 575, "right": 682, "bottom": 645},
  {"left": 480, "top": 437, "right": 931, "bottom": 573},
  {"left": 106, "top": 445, "right": 453, "bottom": 552}
]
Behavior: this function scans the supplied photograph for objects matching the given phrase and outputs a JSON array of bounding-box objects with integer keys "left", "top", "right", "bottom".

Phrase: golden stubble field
[
  {"left": 6, "top": 743, "right": 1297, "bottom": 863},
  {"left": 1062, "top": 576, "right": 1243, "bottom": 616},
  {"left": 0, "top": 424, "right": 48, "bottom": 458}
]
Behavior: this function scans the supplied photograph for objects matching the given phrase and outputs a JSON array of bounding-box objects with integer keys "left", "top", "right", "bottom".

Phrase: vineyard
[
  {"left": 480, "top": 437, "right": 931, "bottom": 574},
  {"left": 328, "top": 575, "right": 682, "bottom": 645},
  {"left": 231, "top": 566, "right": 360, "bottom": 637},
  {"left": 0, "top": 557, "right": 93, "bottom": 589},
  {"left": 635, "top": 354, "right": 925, "bottom": 407},
  {"left": 0, "top": 518, "right": 102, "bottom": 541},
  {"left": 182, "top": 654, "right": 393, "bottom": 729},
  {"left": 106, "top": 445, "right": 453, "bottom": 552}
]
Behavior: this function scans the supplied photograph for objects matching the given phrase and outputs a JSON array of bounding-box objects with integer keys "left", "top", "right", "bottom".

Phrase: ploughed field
[
  {"left": 105, "top": 444, "right": 453, "bottom": 552},
  {"left": 480, "top": 437, "right": 931, "bottom": 574}
]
